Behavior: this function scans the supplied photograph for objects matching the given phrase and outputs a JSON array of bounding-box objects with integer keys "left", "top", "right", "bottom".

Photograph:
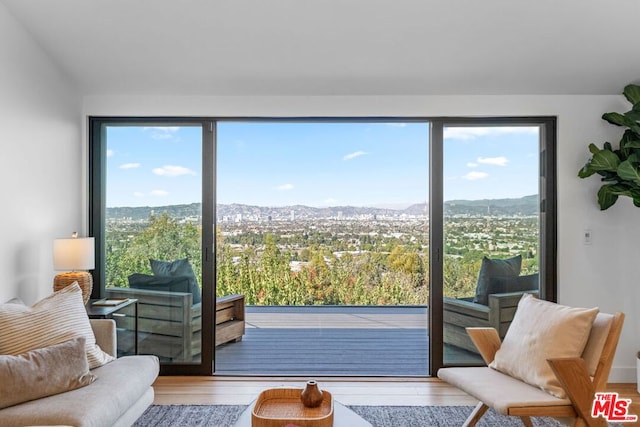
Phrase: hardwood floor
[
  {"left": 152, "top": 376, "right": 479, "bottom": 406},
  {"left": 152, "top": 376, "right": 639, "bottom": 410}
]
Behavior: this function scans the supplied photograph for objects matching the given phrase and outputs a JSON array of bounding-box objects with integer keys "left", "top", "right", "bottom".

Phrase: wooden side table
[{"left": 86, "top": 298, "right": 139, "bottom": 356}]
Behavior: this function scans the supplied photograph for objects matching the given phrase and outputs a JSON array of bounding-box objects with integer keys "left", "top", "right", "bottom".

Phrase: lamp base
[{"left": 53, "top": 272, "right": 93, "bottom": 304}]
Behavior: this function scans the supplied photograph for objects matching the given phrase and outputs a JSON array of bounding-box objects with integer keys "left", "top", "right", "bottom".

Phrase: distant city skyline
[{"left": 105, "top": 122, "right": 538, "bottom": 208}]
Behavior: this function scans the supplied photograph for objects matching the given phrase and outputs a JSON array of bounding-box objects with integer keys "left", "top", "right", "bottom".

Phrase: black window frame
[{"left": 88, "top": 116, "right": 556, "bottom": 377}]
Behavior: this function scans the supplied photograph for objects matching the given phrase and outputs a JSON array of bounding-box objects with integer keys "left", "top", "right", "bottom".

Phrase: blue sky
[{"left": 106, "top": 123, "right": 538, "bottom": 208}]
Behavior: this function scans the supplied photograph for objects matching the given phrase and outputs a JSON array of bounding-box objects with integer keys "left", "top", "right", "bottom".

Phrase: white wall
[
  {"left": 83, "top": 94, "right": 638, "bottom": 381},
  {"left": 0, "top": 3, "right": 81, "bottom": 304}
]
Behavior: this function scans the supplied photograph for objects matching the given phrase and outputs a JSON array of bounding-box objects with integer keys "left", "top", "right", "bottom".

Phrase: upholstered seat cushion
[
  {"left": 0, "top": 355, "right": 159, "bottom": 427},
  {"left": 437, "top": 367, "right": 570, "bottom": 415}
]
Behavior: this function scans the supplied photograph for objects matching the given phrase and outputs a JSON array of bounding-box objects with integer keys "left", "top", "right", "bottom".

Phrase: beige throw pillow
[
  {"left": 0, "top": 283, "right": 114, "bottom": 369},
  {"left": 0, "top": 337, "right": 96, "bottom": 409},
  {"left": 489, "top": 294, "right": 598, "bottom": 398}
]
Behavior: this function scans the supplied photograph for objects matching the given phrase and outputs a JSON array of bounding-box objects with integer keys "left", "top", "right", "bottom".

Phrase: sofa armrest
[{"left": 91, "top": 319, "right": 117, "bottom": 357}]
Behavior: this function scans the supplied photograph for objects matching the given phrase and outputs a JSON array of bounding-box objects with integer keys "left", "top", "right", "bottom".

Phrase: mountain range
[{"left": 106, "top": 195, "right": 538, "bottom": 221}]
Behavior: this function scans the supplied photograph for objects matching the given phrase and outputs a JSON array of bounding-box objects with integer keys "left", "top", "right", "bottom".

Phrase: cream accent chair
[{"left": 438, "top": 311, "right": 625, "bottom": 427}]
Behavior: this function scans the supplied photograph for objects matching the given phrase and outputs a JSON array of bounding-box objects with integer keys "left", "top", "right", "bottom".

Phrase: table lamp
[{"left": 53, "top": 232, "right": 95, "bottom": 304}]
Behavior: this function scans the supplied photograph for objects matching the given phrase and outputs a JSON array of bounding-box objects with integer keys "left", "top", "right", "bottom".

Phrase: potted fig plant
[{"left": 578, "top": 83, "right": 640, "bottom": 210}]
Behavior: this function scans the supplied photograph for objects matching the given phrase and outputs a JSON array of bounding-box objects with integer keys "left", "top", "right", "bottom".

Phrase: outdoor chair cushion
[
  {"left": 128, "top": 273, "right": 194, "bottom": 299},
  {"left": 473, "top": 255, "right": 522, "bottom": 305},
  {"left": 486, "top": 273, "right": 538, "bottom": 295},
  {"left": 149, "top": 258, "right": 201, "bottom": 304}
]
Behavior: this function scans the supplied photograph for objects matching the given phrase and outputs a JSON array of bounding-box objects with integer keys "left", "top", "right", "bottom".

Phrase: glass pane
[
  {"left": 215, "top": 121, "right": 430, "bottom": 375},
  {"left": 103, "top": 125, "right": 202, "bottom": 365},
  {"left": 442, "top": 126, "right": 540, "bottom": 365}
]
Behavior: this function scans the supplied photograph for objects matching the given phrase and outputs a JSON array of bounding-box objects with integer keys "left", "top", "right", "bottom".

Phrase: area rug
[{"left": 134, "top": 404, "right": 569, "bottom": 426}]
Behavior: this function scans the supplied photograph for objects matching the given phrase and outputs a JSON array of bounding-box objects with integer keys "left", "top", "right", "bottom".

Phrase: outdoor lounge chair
[
  {"left": 438, "top": 294, "right": 625, "bottom": 427},
  {"left": 106, "top": 258, "right": 244, "bottom": 362},
  {"left": 443, "top": 255, "right": 539, "bottom": 354}
]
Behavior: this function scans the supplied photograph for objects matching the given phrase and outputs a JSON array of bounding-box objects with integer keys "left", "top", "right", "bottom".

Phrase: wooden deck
[{"left": 215, "top": 306, "right": 481, "bottom": 376}]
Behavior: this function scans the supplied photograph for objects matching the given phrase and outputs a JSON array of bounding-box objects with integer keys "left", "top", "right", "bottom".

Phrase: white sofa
[{"left": 0, "top": 319, "right": 159, "bottom": 427}]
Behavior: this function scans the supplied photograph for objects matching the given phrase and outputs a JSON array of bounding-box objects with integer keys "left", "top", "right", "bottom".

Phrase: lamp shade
[{"left": 53, "top": 237, "right": 95, "bottom": 271}]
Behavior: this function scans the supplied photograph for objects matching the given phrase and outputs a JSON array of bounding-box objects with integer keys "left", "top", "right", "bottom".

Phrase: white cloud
[
  {"left": 106, "top": 149, "right": 114, "bottom": 157},
  {"left": 466, "top": 162, "right": 478, "bottom": 168},
  {"left": 478, "top": 156, "right": 508, "bottom": 166},
  {"left": 463, "top": 171, "right": 489, "bottom": 181},
  {"left": 343, "top": 150, "right": 367, "bottom": 161},
  {"left": 276, "top": 183, "right": 294, "bottom": 191},
  {"left": 144, "top": 127, "right": 180, "bottom": 140},
  {"left": 119, "top": 162, "right": 141, "bottom": 169},
  {"left": 133, "top": 192, "right": 145, "bottom": 198},
  {"left": 444, "top": 126, "right": 538, "bottom": 141},
  {"left": 323, "top": 198, "right": 338, "bottom": 205},
  {"left": 150, "top": 190, "right": 169, "bottom": 197},
  {"left": 152, "top": 165, "right": 196, "bottom": 177}
]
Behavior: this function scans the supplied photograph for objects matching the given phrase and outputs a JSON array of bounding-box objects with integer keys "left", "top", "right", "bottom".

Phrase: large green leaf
[
  {"left": 624, "top": 84, "right": 640, "bottom": 105},
  {"left": 590, "top": 149, "right": 620, "bottom": 171},
  {"left": 616, "top": 160, "right": 640, "bottom": 185},
  {"left": 631, "top": 189, "right": 640, "bottom": 207},
  {"left": 602, "top": 112, "right": 640, "bottom": 134},
  {"left": 578, "top": 161, "right": 596, "bottom": 178},
  {"left": 624, "top": 110, "right": 640, "bottom": 124},
  {"left": 603, "top": 112, "right": 631, "bottom": 127},
  {"left": 627, "top": 153, "right": 640, "bottom": 164},
  {"left": 621, "top": 130, "right": 640, "bottom": 149},
  {"left": 598, "top": 185, "right": 619, "bottom": 210},
  {"left": 597, "top": 184, "right": 632, "bottom": 209}
]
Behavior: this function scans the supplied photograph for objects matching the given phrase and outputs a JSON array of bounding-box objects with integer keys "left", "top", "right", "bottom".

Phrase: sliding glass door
[
  {"left": 90, "top": 119, "right": 214, "bottom": 375},
  {"left": 431, "top": 118, "right": 556, "bottom": 370}
]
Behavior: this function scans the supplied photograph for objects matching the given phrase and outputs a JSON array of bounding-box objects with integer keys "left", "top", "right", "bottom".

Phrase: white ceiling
[{"left": 2, "top": 0, "right": 639, "bottom": 96}]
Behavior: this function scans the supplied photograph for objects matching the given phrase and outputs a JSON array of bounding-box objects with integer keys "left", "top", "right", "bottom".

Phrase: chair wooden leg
[
  {"left": 547, "top": 358, "right": 608, "bottom": 427},
  {"left": 463, "top": 402, "right": 489, "bottom": 427},
  {"left": 519, "top": 416, "right": 534, "bottom": 427}
]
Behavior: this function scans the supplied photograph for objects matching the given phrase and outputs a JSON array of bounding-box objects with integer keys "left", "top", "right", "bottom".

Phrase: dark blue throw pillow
[
  {"left": 473, "top": 255, "right": 522, "bottom": 305},
  {"left": 148, "top": 258, "right": 202, "bottom": 305}
]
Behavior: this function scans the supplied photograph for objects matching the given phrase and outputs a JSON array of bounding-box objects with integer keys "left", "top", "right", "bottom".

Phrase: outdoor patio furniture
[
  {"left": 106, "top": 286, "right": 202, "bottom": 362},
  {"left": 443, "top": 255, "right": 538, "bottom": 354},
  {"left": 105, "top": 287, "right": 245, "bottom": 362},
  {"left": 443, "top": 289, "right": 538, "bottom": 354}
]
